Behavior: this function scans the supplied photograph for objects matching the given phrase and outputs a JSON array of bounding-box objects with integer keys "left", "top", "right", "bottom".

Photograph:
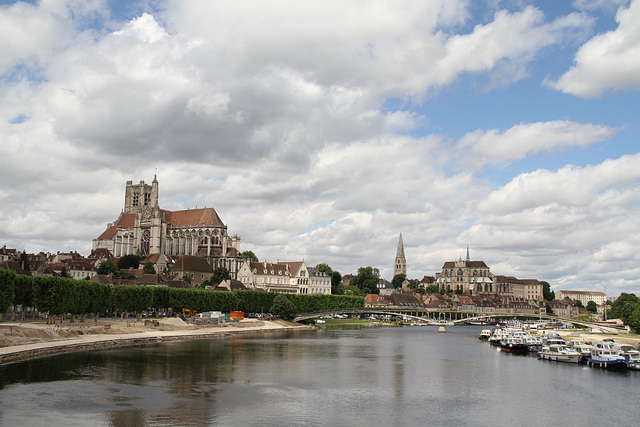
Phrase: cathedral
[{"left": 92, "top": 176, "right": 244, "bottom": 274}]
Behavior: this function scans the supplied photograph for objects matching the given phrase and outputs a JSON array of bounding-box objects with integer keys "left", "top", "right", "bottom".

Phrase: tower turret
[{"left": 394, "top": 233, "right": 407, "bottom": 277}]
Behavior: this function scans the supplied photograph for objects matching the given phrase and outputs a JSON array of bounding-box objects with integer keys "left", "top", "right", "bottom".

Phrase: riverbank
[
  {"left": 556, "top": 329, "right": 640, "bottom": 346},
  {"left": 0, "top": 318, "right": 312, "bottom": 365}
]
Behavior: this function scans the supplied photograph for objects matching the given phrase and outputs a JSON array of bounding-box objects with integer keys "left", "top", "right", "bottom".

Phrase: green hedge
[
  {"left": 0, "top": 269, "right": 16, "bottom": 314},
  {"left": 5, "top": 274, "right": 364, "bottom": 319}
]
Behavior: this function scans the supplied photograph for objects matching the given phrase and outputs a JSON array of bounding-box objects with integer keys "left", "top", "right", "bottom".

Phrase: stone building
[
  {"left": 434, "top": 248, "right": 542, "bottom": 301},
  {"left": 246, "top": 261, "right": 331, "bottom": 294},
  {"left": 435, "top": 248, "right": 494, "bottom": 294},
  {"left": 556, "top": 290, "right": 607, "bottom": 306},
  {"left": 92, "top": 176, "right": 244, "bottom": 278},
  {"left": 394, "top": 233, "right": 407, "bottom": 278}
]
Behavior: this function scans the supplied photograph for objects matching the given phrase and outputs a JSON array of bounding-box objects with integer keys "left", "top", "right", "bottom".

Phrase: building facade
[
  {"left": 245, "top": 261, "right": 331, "bottom": 294},
  {"left": 435, "top": 248, "right": 494, "bottom": 294},
  {"left": 92, "top": 176, "right": 245, "bottom": 278},
  {"left": 556, "top": 290, "right": 607, "bottom": 306},
  {"left": 434, "top": 249, "right": 543, "bottom": 301}
]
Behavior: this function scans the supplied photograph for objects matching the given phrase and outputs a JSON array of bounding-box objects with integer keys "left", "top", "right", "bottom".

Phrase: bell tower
[{"left": 394, "top": 233, "right": 407, "bottom": 277}]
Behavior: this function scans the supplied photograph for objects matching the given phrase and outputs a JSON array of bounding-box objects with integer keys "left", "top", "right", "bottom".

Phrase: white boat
[
  {"left": 489, "top": 328, "right": 509, "bottom": 346},
  {"left": 538, "top": 345, "right": 582, "bottom": 363},
  {"left": 612, "top": 343, "right": 640, "bottom": 370},
  {"left": 542, "top": 334, "right": 566, "bottom": 347},
  {"left": 524, "top": 335, "right": 543, "bottom": 352},
  {"left": 587, "top": 342, "right": 627, "bottom": 370},
  {"left": 479, "top": 329, "right": 492, "bottom": 341},
  {"left": 566, "top": 340, "right": 594, "bottom": 359}
]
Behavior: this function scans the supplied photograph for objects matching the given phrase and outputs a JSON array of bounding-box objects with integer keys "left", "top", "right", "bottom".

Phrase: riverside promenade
[{"left": 0, "top": 318, "right": 310, "bottom": 365}]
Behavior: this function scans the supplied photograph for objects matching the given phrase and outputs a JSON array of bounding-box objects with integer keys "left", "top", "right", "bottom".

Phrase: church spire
[
  {"left": 466, "top": 245, "right": 470, "bottom": 261},
  {"left": 394, "top": 233, "right": 406, "bottom": 277}
]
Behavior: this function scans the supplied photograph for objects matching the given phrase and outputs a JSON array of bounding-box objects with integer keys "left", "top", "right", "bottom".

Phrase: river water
[{"left": 0, "top": 326, "right": 638, "bottom": 426}]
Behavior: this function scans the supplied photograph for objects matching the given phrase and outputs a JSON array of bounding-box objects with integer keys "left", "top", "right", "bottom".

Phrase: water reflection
[{"left": 1, "top": 327, "right": 639, "bottom": 426}]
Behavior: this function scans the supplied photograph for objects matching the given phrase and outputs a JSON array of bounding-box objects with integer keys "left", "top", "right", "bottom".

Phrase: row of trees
[
  {"left": 610, "top": 293, "right": 640, "bottom": 332},
  {"left": 0, "top": 270, "right": 364, "bottom": 323}
]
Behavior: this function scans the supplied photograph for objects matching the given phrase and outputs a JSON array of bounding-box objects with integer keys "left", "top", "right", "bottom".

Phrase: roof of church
[
  {"left": 163, "top": 208, "right": 224, "bottom": 227},
  {"left": 396, "top": 233, "right": 405, "bottom": 259},
  {"left": 442, "top": 260, "right": 489, "bottom": 268},
  {"left": 97, "top": 213, "right": 137, "bottom": 240}
]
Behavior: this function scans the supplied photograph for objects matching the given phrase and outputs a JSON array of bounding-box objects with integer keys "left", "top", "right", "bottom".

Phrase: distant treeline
[{"left": 0, "top": 270, "right": 364, "bottom": 322}]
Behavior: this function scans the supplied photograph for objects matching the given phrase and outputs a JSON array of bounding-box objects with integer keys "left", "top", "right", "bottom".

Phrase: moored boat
[
  {"left": 500, "top": 336, "right": 528, "bottom": 354},
  {"left": 566, "top": 340, "right": 594, "bottom": 361},
  {"left": 524, "top": 335, "right": 543, "bottom": 352},
  {"left": 587, "top": 342, "right": 627, "bottom": 371},
  {"left": 612, "top": 343, "right": 640, "bottom": 370},
  {"left": 479, "top": 329, "right": 492, "bottom": 341},
  {"left": 489, "top": 328, "right": 509, "bottom": 346},
  {"left": 538, "top": 345, "right": 582, "bottom": 363}
]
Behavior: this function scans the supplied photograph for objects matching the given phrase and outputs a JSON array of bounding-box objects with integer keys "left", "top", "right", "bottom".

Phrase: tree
[
  {"left": 208, "top": 267, "right": 231, "bottom": 286},
  {"left": 391, "top": 274, "right": 406, "bottom": 289},
  {"left": 586, "top": 300, "right": 598, "bottom": 313},
  {"left": 575, "top": 300, "right": 584, "bottom": 308},
  {"left": 425, "top": 284, "right": 439, "bottom": 294},
  {"left": 407, "top": 279, "right": 419, "bottom": 292},
  {"left": 331, "top": 271, "right": 344, "bottom": 295},
  {"left": 350, "top": 267, "right": 380, "bottom": 295},
  {"left": 59, "top": 266, "right": 70, "bottom": 278},
  {"left": 242, "top": 251, "right": 258, "bottom": 263},
  {"left": 541, "top": 281, "right": 555, "bottom": 301},
  {"left": 270, "top": 294, "right": 297, "bottom": 321},
  {"left": 344, "top": 285, "right": 363, "bottom": 296},
  {"left": 118, "top": 254, "right": 143, "bottom": 270},
  {"left": 96, "top": 260, "right": 118, "bottom": 275},
  {"left": 19, "top": 251, "right": 30, "bottom": 272},
  {"left": 13, "top": 274, "right": 34, "bottom": 320},
  {"left": 142, "top": 262, "right": 156, "bottom": 274},
  {"left": 315, "top": 263, "right": 332, "bottom": 275},
  {"left": 611, "top": 293, "right": 639, "bottom": 319},
  {"left": 0, "top": 269, "right": 16, "bottom": 317},
  {"left": 627, "top": 306, "right": 640, "bottom": 333}
]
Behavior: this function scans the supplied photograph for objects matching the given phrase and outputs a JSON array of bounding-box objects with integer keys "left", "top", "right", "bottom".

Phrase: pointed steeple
[
  {"left": 466, "top": 245, "right": 470, "bottom": 261},
  {"left": 394, "top": 233, "right": 407, "bottom": 277}
]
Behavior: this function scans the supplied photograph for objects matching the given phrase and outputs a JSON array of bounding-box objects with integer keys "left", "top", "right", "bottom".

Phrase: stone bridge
[{"left": 294, "top": 309, "right": 627, "bottom": 333}]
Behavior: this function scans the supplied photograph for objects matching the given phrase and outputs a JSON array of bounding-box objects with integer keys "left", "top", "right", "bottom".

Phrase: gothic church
[{"left": 92, "top": 176, "right": 244, "bottom": 274}]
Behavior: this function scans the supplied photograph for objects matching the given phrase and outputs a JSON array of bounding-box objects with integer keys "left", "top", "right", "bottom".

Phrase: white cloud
[
  {"left": 456, "top": 120, "right": 618, "bottom": 168},
  {"left": 573, "top": 0, "right": 628, "bottom": 12},
  {"left": 549, "top": 0, "right": 640, "bottom": 97},
  {"left": 0, "top": 1, "right": 639, "bottom": 296}
]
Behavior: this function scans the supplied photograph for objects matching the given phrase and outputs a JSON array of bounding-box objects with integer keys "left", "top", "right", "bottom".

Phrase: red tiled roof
[
  {"left": 98, "top": 226, "right": 117, "bottom": 240},
  {"left": 163, "top": 208, "right": 224, "bottom": 227},
  {"left": 171, "top": 255, "right": 213, "bottom": 273},
  {"left": 250, "top": 261, "right": 290, "bottom": 276},
  {"left": 117, "top": 213, "right": 136, "bottom": 228},
  {"left": 97, "top": 214, "right": 137, "bottom": 240}
]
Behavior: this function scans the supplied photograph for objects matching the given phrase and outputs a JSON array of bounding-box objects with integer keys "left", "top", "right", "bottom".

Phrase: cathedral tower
[{"left": 394, "top": 233, "right": 407, "bottom": 277}]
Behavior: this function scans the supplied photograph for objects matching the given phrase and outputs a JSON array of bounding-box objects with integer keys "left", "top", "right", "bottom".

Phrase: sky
[{"left": 1, "top": 0, "right": 639, "bottom": 295}]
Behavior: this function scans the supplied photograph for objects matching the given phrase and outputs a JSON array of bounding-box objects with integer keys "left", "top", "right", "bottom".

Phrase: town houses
[{"left": 0, "top": 179, "right": 608, "bottom": 313}]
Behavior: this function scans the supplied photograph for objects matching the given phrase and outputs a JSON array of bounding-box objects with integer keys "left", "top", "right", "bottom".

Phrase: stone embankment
[{"left": 0, "top": 318, "right": 310, "bottom": 365}]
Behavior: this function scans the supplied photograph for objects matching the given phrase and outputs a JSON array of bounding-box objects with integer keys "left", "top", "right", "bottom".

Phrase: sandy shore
[{"left": 0, "top": 318, "right": 311, "bottom": 365}]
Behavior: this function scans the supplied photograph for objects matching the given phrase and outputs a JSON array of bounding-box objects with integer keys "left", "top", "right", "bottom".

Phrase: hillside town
[{"left": 0, "top": 177, "right": 611, "bottom": 320}]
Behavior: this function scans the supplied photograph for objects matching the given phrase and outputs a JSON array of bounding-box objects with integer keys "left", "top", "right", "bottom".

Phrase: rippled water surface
[{"left": 1, "top": 326, "right": 639, "bottom": 426}]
